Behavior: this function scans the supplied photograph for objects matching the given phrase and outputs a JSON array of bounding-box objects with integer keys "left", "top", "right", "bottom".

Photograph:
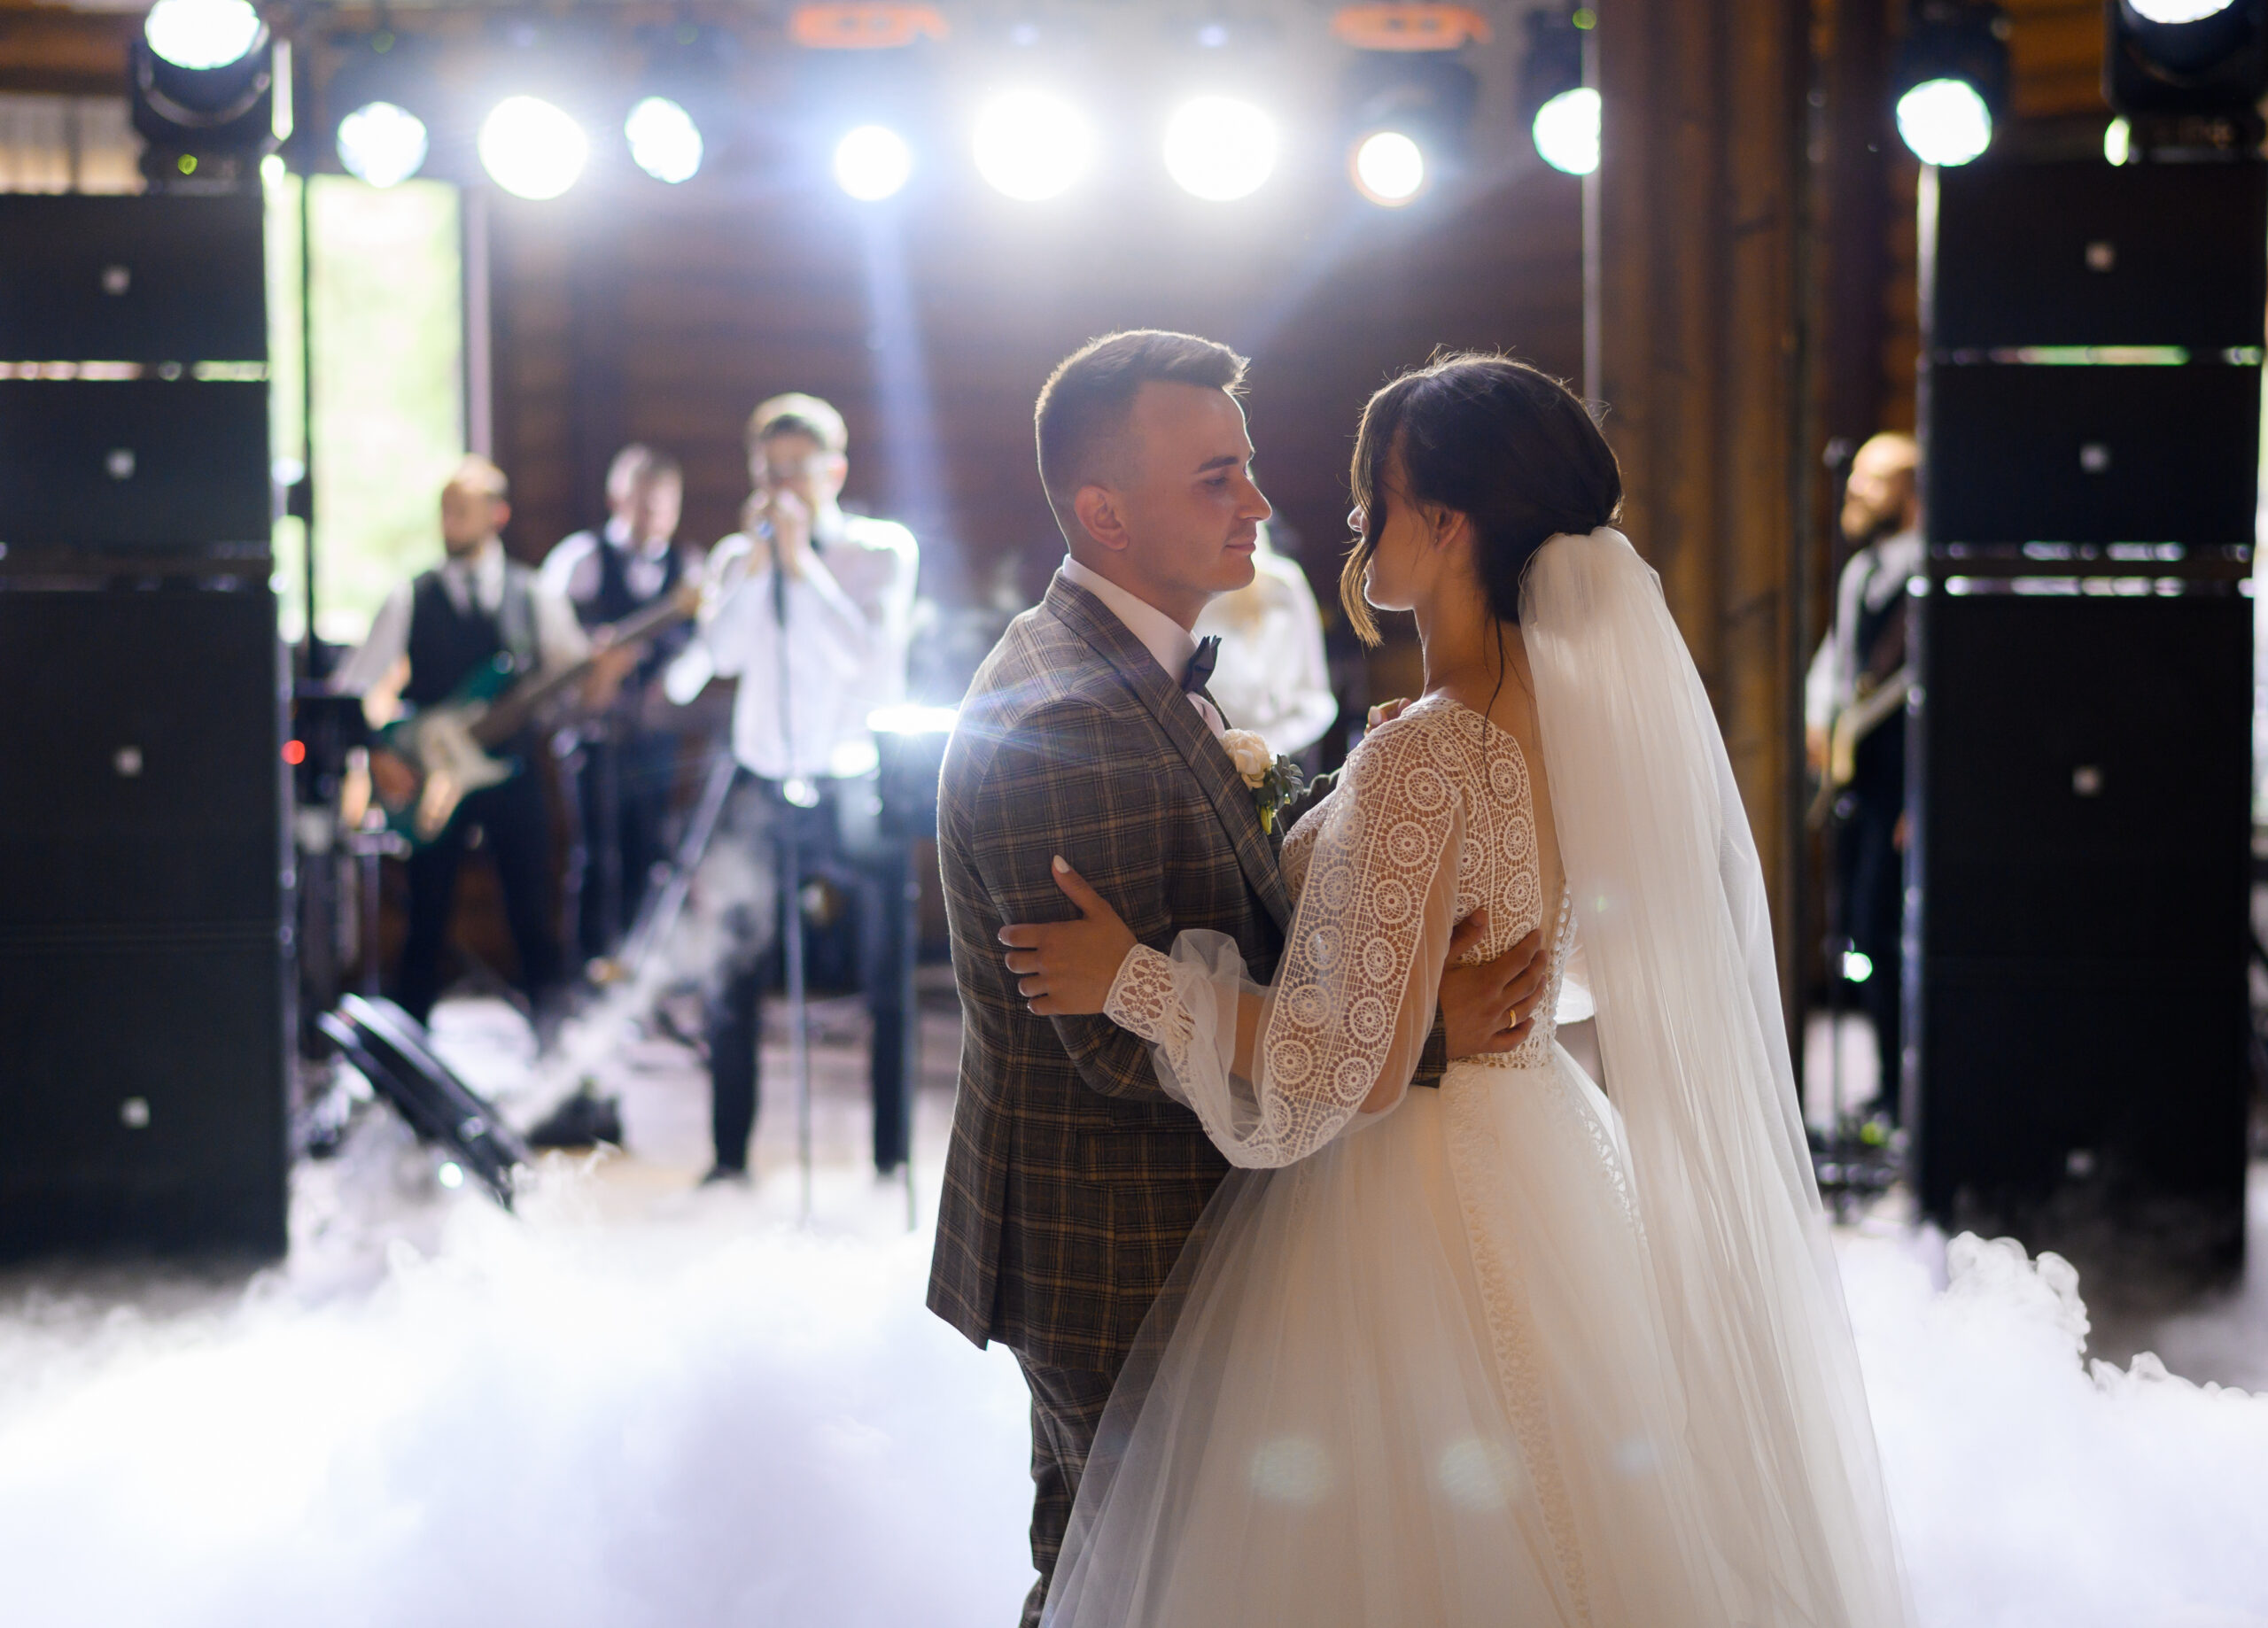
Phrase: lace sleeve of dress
[{"left": 1102, "top": 717, "right": 1464, "bottom": 1169}]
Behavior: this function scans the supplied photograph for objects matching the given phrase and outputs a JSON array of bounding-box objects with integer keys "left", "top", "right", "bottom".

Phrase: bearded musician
[{"left": 334, "top": 456, "right": 634, "bottom": 1027}]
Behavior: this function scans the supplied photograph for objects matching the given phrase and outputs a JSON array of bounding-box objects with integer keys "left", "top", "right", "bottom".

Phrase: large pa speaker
[
  {"left": 0, "top": 585, "right": 289, "bottom": 1257},
  {"left": 0, "top": 378, "right": 270, "bottom": 552},
  {"left": 1928, "top": 159, "right": 2266, "bottom": 352},
  {"left": 1913, "top": 159, "right": 2261, "bottom": 1250},
  {"left": 1913, "top": 593, "right": 2252, "bottom": 1232},
  {"left": 0, "top": 193, "right": 267, "bottom": 360}
]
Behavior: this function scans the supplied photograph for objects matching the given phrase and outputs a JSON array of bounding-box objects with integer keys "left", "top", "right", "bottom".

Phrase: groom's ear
[{"left": 1074, "top": 484, "right": 1131, "bottom": 554}]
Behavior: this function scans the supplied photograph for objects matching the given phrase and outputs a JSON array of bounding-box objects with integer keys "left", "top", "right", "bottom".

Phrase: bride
[{"left": 998, "top": 354, "right": 1912, "bottom": 1625}]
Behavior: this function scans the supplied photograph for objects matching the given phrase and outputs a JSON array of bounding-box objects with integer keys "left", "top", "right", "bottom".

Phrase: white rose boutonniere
[{"left": 1219, "top": 728, "right": 1305, "bottom": 834}]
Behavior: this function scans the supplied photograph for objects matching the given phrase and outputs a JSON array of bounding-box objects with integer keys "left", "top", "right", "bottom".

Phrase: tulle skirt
[{"left": 1045, "top": 1047, "right": 1771, "bottom": 1627}]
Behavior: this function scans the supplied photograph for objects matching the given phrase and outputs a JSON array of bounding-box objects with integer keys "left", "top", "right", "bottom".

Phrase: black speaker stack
[
  {"left": 0, "top": 193, "right": 291, "bottom": 1259},
  {"left": 1911, "top": 158, "right": 2264, "bottom": 1256}
]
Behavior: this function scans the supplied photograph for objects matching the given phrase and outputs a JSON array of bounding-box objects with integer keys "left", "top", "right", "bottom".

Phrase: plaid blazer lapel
[{"left": 1045, "top": 573, "right": 1293, "bottom": 932}]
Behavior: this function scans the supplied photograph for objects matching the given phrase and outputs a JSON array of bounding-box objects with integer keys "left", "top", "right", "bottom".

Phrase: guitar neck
[{"left": 469, "top": 591, "right": 692, "bottom": 748}]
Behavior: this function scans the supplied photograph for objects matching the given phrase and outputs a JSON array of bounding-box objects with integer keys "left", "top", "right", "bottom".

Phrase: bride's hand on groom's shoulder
[{"left": 998, "top": 858, "right": 1138, "bottom": 1017}]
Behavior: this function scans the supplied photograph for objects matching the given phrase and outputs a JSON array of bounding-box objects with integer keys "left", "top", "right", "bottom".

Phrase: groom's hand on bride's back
[{"left": 1439, "top": 910, "right": 1548, "bottom": 1058}]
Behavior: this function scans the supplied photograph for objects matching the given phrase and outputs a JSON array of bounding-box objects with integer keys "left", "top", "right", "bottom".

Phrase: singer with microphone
[{"left": 666, "top": 393, "right": 920, "bottom": 1186}]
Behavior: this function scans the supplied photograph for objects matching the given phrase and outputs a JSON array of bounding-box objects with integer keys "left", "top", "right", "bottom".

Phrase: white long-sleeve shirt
[
  {"left": 331, "top": 537, "right": 590, "bottom": 698},
  {"left": 1803, "top": 528, "right": 1922, "bottom": 736},
  {"left": 1192, "top": 549, "right": 1339, "bottom": 755},
  {"left": 670, "top": 512, "right": 918, "bottom": 781}
]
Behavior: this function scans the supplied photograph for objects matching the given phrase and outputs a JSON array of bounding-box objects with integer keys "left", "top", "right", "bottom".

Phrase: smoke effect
[
  {"left": 532, "top": 782, "right": 777, "bottom": 1112},
  {"left": 1844, "top": 1226, "right": 2268, "bottom": 1627},
  {"left": 2, "top": 1122, "right": 2264, "bottom": 1626},
  {"left": 0, "top": 1119, "right": 1033, "bottom": 1628}
]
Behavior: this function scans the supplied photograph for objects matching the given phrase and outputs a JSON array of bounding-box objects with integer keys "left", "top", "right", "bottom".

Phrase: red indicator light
[{"left": 283, "top": 740, "right": 307, "bottom": 765}]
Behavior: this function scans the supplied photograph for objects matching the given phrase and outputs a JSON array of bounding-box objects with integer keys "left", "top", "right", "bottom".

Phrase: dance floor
[{"left": 3, "top": 989, "right": 2264, "bottom": 1628}]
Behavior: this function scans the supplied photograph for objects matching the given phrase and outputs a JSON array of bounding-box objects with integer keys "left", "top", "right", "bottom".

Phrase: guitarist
[
  {"left": 541, "top": 445, "right": 706, "bottom": 963},
  {"left": 335, "top": 456, "right": 629, "bottom": 1027},
  {"left": 1805, "top": 431, "right": 1922, "bottom": 1131}
]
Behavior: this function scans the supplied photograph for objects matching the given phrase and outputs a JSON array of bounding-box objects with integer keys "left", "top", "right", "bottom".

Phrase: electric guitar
[
  {"left": 373, "top": 582, "right": 698, "bottom": 848},
  {"left": 1806, "top": 665, "right": 1912, "bottom": 829}
]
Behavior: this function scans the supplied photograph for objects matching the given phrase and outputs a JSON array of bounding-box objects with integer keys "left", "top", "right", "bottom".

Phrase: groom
[{"left": 928, "top": 330, "right": 1545, "bottom": 1624}]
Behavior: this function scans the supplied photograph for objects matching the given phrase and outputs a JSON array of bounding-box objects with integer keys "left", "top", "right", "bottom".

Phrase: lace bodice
[
  {"left": 1283, "top": 698, "right": 1573, "bottom": 1070},
  {"left": 1107, "top": 694, "right": 1576, "bottom": 1168}
]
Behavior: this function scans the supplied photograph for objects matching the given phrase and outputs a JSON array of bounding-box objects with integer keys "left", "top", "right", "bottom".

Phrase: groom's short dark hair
[{"left": 1035, "top": 330, "right": 1248, "bottom": 536}]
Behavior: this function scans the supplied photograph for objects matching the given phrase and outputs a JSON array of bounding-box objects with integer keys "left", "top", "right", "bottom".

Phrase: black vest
[
  {"left": 404, "top": 566, "right": 536, "bottom": 709},
  {"left": 580, "top": 532, "right": 692, "bottom": 686}
]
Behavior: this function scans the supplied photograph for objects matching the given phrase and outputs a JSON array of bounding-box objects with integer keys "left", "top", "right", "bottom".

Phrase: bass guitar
[{"left": 374, "top": 582, "right": 698, "bottom": 848}]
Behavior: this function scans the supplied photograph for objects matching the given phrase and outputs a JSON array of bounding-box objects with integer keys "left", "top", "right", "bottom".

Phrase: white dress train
[{"left": 1045, "top": 531, "right": 1911, "bottom": 1627}]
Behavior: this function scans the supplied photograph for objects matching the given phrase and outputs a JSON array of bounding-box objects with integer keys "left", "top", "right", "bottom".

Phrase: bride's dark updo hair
[{"left": 1340, "top": 353, "right": 1622, "bottom": 643}]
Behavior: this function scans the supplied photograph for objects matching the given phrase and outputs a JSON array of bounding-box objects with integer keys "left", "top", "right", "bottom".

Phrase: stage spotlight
[
  {"left": 1352, "top": 130, "right": 1425, "bottom": 205},
  {"left": 2105, "top": 115, "right": 2133, "bottom": 163},
  {"left": 130, "top": 0, "right": 276, "bottom": 189},
  {"left": 1340, "top": 41, "right": 1478, "bottom": 205},
  {"left": 1520, "top": 10, "right": 1595, "bottom": 174},
  {"left": 835, "top": 124, "right": 913, "bottom": 199},
  {"left": 336, "top": 101, "right": 428, "bottom": 188},
  {"left": 479, "top": 96, "right": 588, "bottom": 200},
  {"left": 1890, "top": 3, "right": 2008, "bottom": 167},
  {"left": 2130, "top": 0, "right": 2236, "bottom": 19},
  {"left": 1532, "top": 86, "right": 1600, "bottom": 175},
  {"left": 625, "top": 95, "right": 703, "bottom": 183},
  {"left": 973, "top": 90, "right": 1092, "bottom": 200},
  {"left": 144, "top": 0, "right": 262, "bottom": 72},
  {"left": 1163, "top": 97, "right": 1277, "bottom": 201},
  {"left": 1895, "top": 76, "right": 1993, "bottom": 166},
  {"left": 2107, "top": 0, "right": 2268, "bottom": 146}
]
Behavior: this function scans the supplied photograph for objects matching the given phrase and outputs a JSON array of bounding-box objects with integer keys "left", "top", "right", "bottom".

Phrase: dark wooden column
[{"left": 1595, "top": 0, "right": 1814, "bottom": 986}]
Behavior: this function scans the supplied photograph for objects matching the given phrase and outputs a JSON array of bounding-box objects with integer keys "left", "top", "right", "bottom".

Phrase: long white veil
[{"left": 1523, "top": 527, "right": 1911, "bottom": 1625}]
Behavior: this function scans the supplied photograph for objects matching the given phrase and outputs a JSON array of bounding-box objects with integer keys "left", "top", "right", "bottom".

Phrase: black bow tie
[{"left": 1183, "top": 635, "right": 1220, "bottom": 694}]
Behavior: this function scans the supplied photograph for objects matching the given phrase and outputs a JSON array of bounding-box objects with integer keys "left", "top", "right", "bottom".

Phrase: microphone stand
[{"left": 771, "top": 530, "right": 815, "bottom": 1222}]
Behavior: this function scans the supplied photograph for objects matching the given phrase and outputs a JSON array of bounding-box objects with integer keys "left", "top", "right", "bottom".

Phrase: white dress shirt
[
  {"left": 1060, "top": 556, "right": 1229, "bottom": 738},
  {"left": 332, "top": 537, "right": 591, "bottom": 698},
  {"left": 671, "top": 512, "right": 919, "bottom": 781},
  {"left": 1803, "top": 527, "right": 1922, "bottom": 735},
  {"left": 1192, "top": 549, "right": 1339, "bottom": 754},
  {"left": 540, "top": 516, "right": 692, "bottom": 609}
]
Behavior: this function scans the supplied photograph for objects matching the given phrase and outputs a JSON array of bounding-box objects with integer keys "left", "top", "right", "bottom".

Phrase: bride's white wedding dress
[{"left": 1044, "top": 530, "right": 1911, "bottom": 1627}]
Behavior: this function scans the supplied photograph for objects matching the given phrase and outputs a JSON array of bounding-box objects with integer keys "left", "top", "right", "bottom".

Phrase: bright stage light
[
  {"left": 1895, "top": 77, "right": 1992, "bottom": 167},
  {"left": 973, "top": 90, "right": 1094, "bottom": 201},
  {"left": 626, "top": 96, "right": 703, "bottom": 184},
  {"left": 1532, "top": 86, "right": 1600, "bottom": 176},
  {"left": 2104, "top": 116, "right": 2132, "bottom": 164},
  {"left": 1163, "top": 97, "right": 1277, "bottom": 201},
  {"left": 1352, "top": 131, "right": 1425, "bottom": 205},
  {"left": 336, "top": 101, "right": 429, "bottom": 189},
  {"left": 2128, "top": 0, "right": 2236, "bottom": 19},
  {"left": 835, "top": 124, "right": 913, "bottom": 201},
  {"left": 479, "top": 96, "right": 587, "bottom": 200},
  {"left": 143, "top": 0, "right": 263, "bottom": 71}
]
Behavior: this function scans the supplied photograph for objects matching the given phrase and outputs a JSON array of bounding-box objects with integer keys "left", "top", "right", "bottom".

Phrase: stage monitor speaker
[
  {"left": 0, "top": 378, "right": 270, "bottom": 553},
  {"left": 0, "top": 193, "right": 266, "bottom": 361},
  {"left": 1927, "top": 159, "right": 2267, "bottom": 352},
  {"left": 1912, "top": 590, "right": 2252, "bottom": 1245},
  {"left": 0, "top": 585, "right": 284, "bottom": 927},
  {"left": 317, "top": 996, "right": 528, "bottom": 1209},
  {"left": 1924, "top": 362, "right": 2260, "bottom": 547},
  {"left": 0, "top": 584, "right": 289, "bottom": 1259}
]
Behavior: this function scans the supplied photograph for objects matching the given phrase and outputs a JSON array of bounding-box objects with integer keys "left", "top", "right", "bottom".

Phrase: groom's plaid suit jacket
[{"left": 928, "top": 572, "right": 1294, "bottom": 1372}]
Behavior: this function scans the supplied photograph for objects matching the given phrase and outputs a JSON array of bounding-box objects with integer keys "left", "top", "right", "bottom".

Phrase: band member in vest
[
  {"left": 665, "top": 393, "right": 919, "bottom": 1184},
  {"left": 1806, "top": 431, "right": 1922, "bottom": 1130},
  {"left": 541, "top": 445, "right": 705, "bottom": 962},
  {"left": 336, "top": 456, "right": 626, "bottom": 1027}
]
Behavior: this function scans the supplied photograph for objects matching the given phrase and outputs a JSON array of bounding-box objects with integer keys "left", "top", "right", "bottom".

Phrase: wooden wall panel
[{"left": 484, "top": 153, "right": 1585, "bottom": 623}]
